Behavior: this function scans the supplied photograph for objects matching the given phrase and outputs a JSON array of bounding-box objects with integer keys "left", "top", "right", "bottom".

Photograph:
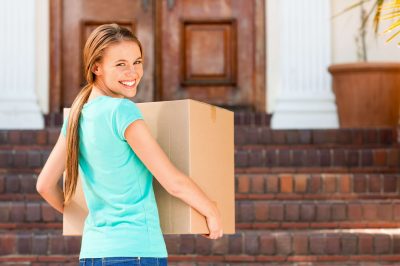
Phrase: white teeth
[{"left": 121, "top": 80, "right": 136, "bottom": 86}]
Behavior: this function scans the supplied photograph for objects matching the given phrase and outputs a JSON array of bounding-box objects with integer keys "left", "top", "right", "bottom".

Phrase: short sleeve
[
  {"left": 61, "top": 113, "right": 69, "bottom": 137},
  {"left": 113, "top": 99, "right": 144, "bottom": 140}
]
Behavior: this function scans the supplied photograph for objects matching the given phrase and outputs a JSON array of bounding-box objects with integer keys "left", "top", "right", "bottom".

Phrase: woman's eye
[{"left": 116, "top": 63, "right": 125, "bottom": 66}]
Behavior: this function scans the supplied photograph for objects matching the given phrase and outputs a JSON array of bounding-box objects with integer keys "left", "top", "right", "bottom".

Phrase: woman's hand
[{"left": 202, "top": 205, "right": 223, "bottom": 239}]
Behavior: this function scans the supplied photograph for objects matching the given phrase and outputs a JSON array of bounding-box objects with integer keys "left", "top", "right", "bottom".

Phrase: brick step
[
  {"left": 4, "top": 143, "right": 397, "bottom": 152},
  {"left": 1, "top": 256, "right": 400, "bottom": 266},
  {"left": 0, "top": 223, "right": 62, "bottom": 230},
  {"left": 0, "top": 169, "right": 42, "bottom": 175},
  {"left": 234, "top": 111, "right": 272, "bottom": 126},
  {"left": 1, "top": 145, "right": 399, "bottom": 170},
  {"left": 3, "top": 192, "right": 400, "bottom": 203},
  {"left": 235, "top": 199, "right": 400, "bottom": 225},
  {"left": 2, "top": 199, "right": 400, "bottom": 230},
  {"left": 2, "top": 173, "right": 400, "bottom": 200},
  {"left": 235, "top": 146, "right": 400, "bottom": 169},
  {"left": 5, "top": 193, "right": 400, "bottom": 204},
  {"left": 0, "top": 129, "right": 61, "bottom": 146},
  {"left": 235, "top": 127, "right": 398, "bottom": 147},
  {"left": 236, "top": 193, "right": 400, "bottom": 200},
  {"left": 41, "top": 111, "right": 272, "bottom": 128},
  {"left": 42, "top": 111, "right": 272, "bottom": 127},
  {"left": 236, "top": 173, "right": 400, "bottom": 198},
  {"left": 1, "top": 126, "right": 397, "bottom": 147},
  {"left": 6, "top": 166, "right": 394, "bottom": 177},
  {"left": 236, "top": 166, "right": 399, "bottom": 174},
  {"left": 3, "top": 221, "right": 400, "bottom": 233},
  {"left": 3, "top": 111, "right": 272, "bottom": 146},
  {"left": 1, "top": 229, "right": 400, "bottom": 259},
  {"left": 0, "top": 201, "right": 63, "bottom": 224},
  {"left": 6, "top": 166, "right": 396, "bottom": 176},
  {"left": 0, "top": 148, "right": 50, "bottom": 169}
]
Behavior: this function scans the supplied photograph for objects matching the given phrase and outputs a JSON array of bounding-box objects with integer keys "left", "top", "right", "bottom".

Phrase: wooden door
[
  {"left": 156, "top": 0, "right": 265, "bottom": 111},
  {"left": 50, "top": 0, "right": 265, "bottom": 113}
]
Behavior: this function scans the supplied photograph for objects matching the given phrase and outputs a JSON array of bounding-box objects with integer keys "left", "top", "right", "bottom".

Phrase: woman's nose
[{"left": 125, "top": 65, "right": 139, "bottom": 77}]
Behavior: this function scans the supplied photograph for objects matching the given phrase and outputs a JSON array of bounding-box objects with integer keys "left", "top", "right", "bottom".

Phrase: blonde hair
[{"left": 64, "top": 23, "right": 143, "bottom": 204}]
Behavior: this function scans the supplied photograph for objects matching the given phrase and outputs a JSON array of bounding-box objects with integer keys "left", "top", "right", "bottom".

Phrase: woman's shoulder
[{"left": 111, "top": 97, "right": 142, "bottom": 118}]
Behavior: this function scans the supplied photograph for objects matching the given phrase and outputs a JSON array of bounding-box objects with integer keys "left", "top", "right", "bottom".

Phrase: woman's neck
[{"left": 90, "top": 83, "right": 123, "bottom": 99}]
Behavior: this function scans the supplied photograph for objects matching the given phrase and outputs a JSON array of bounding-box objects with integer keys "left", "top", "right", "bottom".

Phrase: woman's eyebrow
[{"left": 114, "top": 57, "right": 142, "bottom": 63}]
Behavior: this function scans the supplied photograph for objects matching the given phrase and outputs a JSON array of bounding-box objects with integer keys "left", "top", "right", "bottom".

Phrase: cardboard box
[{"left": 62, "top": 99, "right": 235, "bottom": 235}]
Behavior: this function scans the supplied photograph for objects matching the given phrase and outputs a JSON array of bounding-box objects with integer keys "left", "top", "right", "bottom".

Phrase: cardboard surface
[{"left": 62, "top": 99, "right": 235, "bottom": 235}]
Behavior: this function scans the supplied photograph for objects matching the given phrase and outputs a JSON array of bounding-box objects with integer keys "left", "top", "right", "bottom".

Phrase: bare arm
[
  {"left": 124, "top": 119, "right": 219, "bottom": 219},
  {"left": 35, "top": 133, "right": 66, "bottom": 214}
]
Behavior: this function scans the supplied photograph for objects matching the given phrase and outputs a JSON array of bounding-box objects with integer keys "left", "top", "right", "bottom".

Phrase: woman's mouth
[{"left": 119, "top": 80, "right": 137, "bottom": 88}]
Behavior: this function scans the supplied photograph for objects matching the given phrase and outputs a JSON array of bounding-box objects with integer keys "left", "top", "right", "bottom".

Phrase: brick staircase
[{"left": 1, "top": 111, "right": 400, "bottom": 265}]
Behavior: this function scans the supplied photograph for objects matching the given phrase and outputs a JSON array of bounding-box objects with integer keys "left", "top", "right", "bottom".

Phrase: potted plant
[{"left": 328, "top": 0, "right": 400, "bottom": 127}]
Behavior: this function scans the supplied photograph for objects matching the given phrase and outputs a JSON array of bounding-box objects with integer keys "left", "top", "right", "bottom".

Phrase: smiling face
[{"left": 92, "top": 41, "right": 143, "bottom": 98}]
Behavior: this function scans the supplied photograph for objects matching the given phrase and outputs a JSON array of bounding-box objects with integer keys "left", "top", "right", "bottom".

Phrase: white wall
[{"left": 331, "top": 0, "right": 400, "bottom": 63}]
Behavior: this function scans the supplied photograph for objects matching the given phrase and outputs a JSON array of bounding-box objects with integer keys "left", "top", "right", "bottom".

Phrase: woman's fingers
[{"left": 202, "top": 230, "right": 223, "bottom": 239}]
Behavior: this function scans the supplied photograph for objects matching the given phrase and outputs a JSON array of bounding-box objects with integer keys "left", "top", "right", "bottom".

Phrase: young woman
[{"left": 36, "top": 23, "right": 223, "bottom": 266}]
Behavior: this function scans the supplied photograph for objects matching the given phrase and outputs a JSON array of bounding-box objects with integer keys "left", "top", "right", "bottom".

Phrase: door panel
[
  {"left": 159, "top": 0, "right": 260, "bottom": 109},
  {"left": 181, "top": 20, "right": 237, "bottom": 86}
]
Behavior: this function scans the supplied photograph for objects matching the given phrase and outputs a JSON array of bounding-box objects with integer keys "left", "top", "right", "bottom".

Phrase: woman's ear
[{"left": 92, "top": 63, "right": 102, "bottom": 76}]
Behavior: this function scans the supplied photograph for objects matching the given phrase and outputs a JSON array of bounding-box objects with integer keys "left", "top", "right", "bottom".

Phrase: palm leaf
[
  {"left": 385, "top": 29, "right": 400, "bottom": 43},
  {"left": 381, "top": 0, "right": 400, "bottom": 43},
  {"left": 337, "top": 0, "right": 400, "bottom": 43},
  {"left": 372, "top": 0, "right": 384, "bottom": 33},
  {"left": 383, "top": 18, "right": 400, "bottom": 32},
  {"left": 382, "top": 11, "right": 400, "bottom": 20}
]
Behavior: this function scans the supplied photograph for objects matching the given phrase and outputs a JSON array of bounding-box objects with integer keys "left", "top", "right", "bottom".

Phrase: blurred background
[{"left": 0, "top": 0, "right": 400, "bottom": 265}]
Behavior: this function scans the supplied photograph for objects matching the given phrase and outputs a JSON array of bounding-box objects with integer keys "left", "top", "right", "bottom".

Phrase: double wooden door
[{"left": 50, "top": 0, "right": 265, "bottom": 112}]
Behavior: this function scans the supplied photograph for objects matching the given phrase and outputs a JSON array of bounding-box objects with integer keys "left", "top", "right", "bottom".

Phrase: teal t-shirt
[{"left": 61, "top": 95, "right": 168, "bottom": 259}]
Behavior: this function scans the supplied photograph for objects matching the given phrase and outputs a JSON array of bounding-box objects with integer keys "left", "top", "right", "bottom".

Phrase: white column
[
  {"left": 268, "top": 0, "right": 339, "bottom": 129},
  {"left": 0, "top": 0, "right": 44, "bottom": 129}
]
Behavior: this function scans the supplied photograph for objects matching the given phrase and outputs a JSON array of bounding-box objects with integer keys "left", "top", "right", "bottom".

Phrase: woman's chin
[{"left": 127, "top": 89, "right": 137, "bottom": 98}]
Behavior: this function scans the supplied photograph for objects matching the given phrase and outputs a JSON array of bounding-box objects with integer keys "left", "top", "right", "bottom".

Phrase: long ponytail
[{"left": 63, "top": 23, "right": 143, "bottom": 204}]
